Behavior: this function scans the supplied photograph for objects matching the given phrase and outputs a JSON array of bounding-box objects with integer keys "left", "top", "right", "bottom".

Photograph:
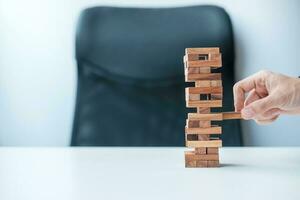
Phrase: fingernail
[{"left": 242, "top": 107, "right": 255, "bottom": 119}]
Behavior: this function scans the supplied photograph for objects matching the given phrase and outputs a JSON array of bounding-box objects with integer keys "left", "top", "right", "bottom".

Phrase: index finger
[{"left": 233, "top": 73, "right": 261, "bottom": 112}]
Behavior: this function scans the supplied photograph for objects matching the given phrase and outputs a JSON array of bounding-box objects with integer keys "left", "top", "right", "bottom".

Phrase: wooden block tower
[{"left": 183, "top": 47, "right": 241, "bottom": 168}]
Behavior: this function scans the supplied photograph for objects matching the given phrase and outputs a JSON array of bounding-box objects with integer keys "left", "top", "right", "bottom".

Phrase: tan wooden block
[
  {"left": 186, "top": 119, "right": 200, "bottom": 128},
  {"left": 186, "top": 140, "right": 222, "bottom": 148},
  {"left": 196, "top": 135, "right": 209, "bottom": 141},
  {"left": 186, "top": 73, "right": 221, "bottom": 82},
  {"left": 186, "top": 134, "right": 198, "bottom": 141},
  {"left": 187, "top": 67, "right": 200, "bottom": 74},
  {"left": 207, "top": 160, "right": 220, "bottom": 167},
  {"left": 196, "top": 160, "right": 208, "bottom": 167},
  {"left": 188, "top": 94, "right": 200, "bottom": 101},
  {"left": 185, "top": 126, "right": 222, "bottom": 134},
  {"left": 211, "top": 80, "right": 222, "bottom": 87},
  {"left": 207, "top": 147, "right": 219, "bottom": 154},
  {"left": 211, "top": 93, "right": 223, "bottom": 100},
  {"left": 199, "top": 120, "right": 211, "bottom": 128},
  {"left": 222, "top": 112, "right": 242, "bottom": 120},
  {"left": 187, "top": 87, "right": 223, "bottom": 94},
  {"left": 187, "top": 100, "right": 222, "bottom": 108},
  {"left": 197, "top": 107, "right": 211, "bottom": 114},
  {"left": 195, "top": 80, "right": 211, "bottom": 87},
  {"left": 185, "top": 160, "right": 197, "bottom": 168},
  {"left": 188, "top": 113, "right": 223, "bottom": 121},
  {"left": 195, "top": 147, "right": 207, "bottom": 154},
  {"left": 199, "top": 67, "right": 211, "bottom": 73},
  {"left": 186, "top": 59, "right": 222, "bottom": 68},
  {"left": 185, "top": 151, "right": 219, "bottom": 161},
  {"left": 185, "top": 47, "right": 219, "bottom": 54},
  {"left": 186, "top": 54, "right": 201, "bottom": 61}
]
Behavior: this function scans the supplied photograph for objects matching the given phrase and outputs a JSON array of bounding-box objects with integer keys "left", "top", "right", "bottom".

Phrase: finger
[
  {"left": 244, "top": 89, "right": 260, "bottom": 107},
  {"left": 233, "top": 73, "right": 263, "bottom": 112},
  {"left": 241, "top": 95, "right": 278, "bottom": 119},
  {"left": 255, "top": 115, "right": 279, "bottom": 125}
]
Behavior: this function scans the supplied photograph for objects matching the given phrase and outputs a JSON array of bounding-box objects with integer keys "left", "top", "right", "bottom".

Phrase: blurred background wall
[{"left": 0, "top": 0, "right": 299, "bottom": 146}]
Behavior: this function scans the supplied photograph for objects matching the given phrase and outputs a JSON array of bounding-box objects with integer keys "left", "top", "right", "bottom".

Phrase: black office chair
[{"left": 72, "top": 5, "right": 242, "bottom": 146}]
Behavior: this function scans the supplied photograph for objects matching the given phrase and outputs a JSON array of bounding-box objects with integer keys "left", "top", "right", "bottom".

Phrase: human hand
[{"left": 233, "top": 70, "right": 300, "bottom": 124}]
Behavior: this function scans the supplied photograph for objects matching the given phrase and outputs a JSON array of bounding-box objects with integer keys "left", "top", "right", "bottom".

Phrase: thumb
[{"left": 241, "top": 95, "right": 277, "bottom": 119}]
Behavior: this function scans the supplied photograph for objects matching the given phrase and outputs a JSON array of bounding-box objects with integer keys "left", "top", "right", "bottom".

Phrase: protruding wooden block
[
  {"left": 187, "top": 100, "right": 222, "bottom": 108},
  {"left": 188, "top": 113, "right": 223, "bottom": 121},
  {"left": 186, "top": 140, "right": 222, "bottom": 148},
  {"left": 222, "top": 112, "right": 242, "bottom": 120}
]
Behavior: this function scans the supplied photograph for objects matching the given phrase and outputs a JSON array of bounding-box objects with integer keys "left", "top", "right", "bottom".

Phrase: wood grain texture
[
  {"left": 222, "top": 112, "right": 242, "bottom": 120},
  {"left": 207, "top": 160, "right": 220, "bottom": 167},
  {"left": 195, "top": 148, "right": 207, "bottom": 155},
  {"left": 187, "top": 100, "right": 222, "bottom": 108},
  {"left": 185, "top": 126, "right": 222, "bottom": 134},
  {"left": 195, "top": 80, "right": 211, "bottom": 87},
  {"left": 186, "top": 73, "right": 221, "bottom": 82},
  {"left": 186, "top": 140, "right": 222, "bottom": 148},
  {"left": 186, "top": 87, "right": 222, "bottom": 94},
  {"left": 186, "top": 59, "right": 221, "bottom": 68},
  {"left": 207, "top": 147, "right": 219, "bottom": 154},
  {"left": 185, "top": 151, "right": 219, "bottom": 161},
  {"left": 185, "top": 47, "right": 219, "bottom": 54},
  {"left": 188, "top": 113, "right": 223, "bottom": 121}
]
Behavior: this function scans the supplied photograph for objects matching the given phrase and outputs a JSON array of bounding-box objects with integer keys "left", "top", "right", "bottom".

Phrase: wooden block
[
  {"left": 185, "top": 126, "right": 222, "bottom": 134},
  {"left": 185, "top": 151, "right": 219, "bottom": 161},
  {"left": 186, "top": 119, "right": 200, "bottom": 128},
  {"left": 197, "top": 107, "right": 211, "bottom": 114},
  {"left": 186, "top": 87, "right": 222, "bottom": 94},
  {"left": 185, "top": 160, "right": 197, "bottom": 168},
  {"left": 196, "top": 160, "right": 208, "bottom": 167},
  {"left": 188, "top": 94, "right": 200, "bottom": 101},
  {"left": 199, "top": 121, "right": 211, "bottom": 128},
  {"left": 186, "top": 134, "right": 198, "bottom": 141},
  {"left": 186, "top": 73, "right": 221, "bottom": 82},
  {"left": 195, "top": 80, "right": 211, "bottom": 87},
  {"left": 186, "top": 59, "right": 221, "bottom": 68},
  {"left": 222, "top": 112, "right": 242, "bottom": 120},
  {"left": 195, "top": 147, "right": 206, "bottom": 154},
  {"left": 211, "top": 93, "right": 223, "bottom": 100},
  {"left": 199, "top": 67, "right": 211, "bottom": 74},
  {"left": 185, "top": 47, "right": 219, "bottom": 54},
  {"left": 188, "top": 113, "right": 223, "bottom": 121},
  {"left": 211, "top": 80, "right": 222, "bottom": 87},
  {"left": 207, "top": 160, "right": 220, "bottom": 167},
  {"left": 187, "top": 100, "right": 222, "bottom": 108},
  {"left": 197, "top": 135, "right": 210, "bottom": 141},
  {"left": 186, "top": 140, "right": 222, "bottom": 148},
  {"left": 207, "top": 147, "right": 219, "bottom": 154}
]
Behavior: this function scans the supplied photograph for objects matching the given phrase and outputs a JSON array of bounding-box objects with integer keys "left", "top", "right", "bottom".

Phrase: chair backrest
[{"left": 72, "top": 5, "right": 242, "bottom": 146}]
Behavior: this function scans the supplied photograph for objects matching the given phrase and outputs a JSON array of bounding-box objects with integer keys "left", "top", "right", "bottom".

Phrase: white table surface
[{"left": 0, "top": 147, "right": 299, "bottom": 200}]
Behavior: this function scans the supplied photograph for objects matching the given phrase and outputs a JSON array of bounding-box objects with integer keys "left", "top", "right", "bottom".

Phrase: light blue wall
[{"left": 0, "top": 0, "right": 299, "bottom": 146}]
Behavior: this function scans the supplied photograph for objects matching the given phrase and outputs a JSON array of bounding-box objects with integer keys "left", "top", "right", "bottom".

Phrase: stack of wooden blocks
[{"left": 184, "top": 47, "right": 223, "bottom": 168}]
